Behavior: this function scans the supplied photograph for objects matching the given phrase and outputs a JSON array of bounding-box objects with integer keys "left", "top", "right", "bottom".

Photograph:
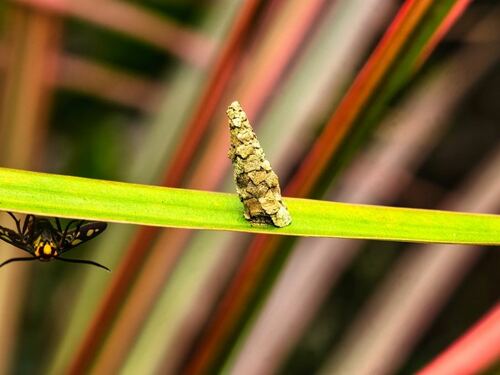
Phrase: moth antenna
[
  {"left": 57, "top": 257, "right": 110, "bottom": 272},
  {"left": 0, "top": 257, "right": 37, "bottom": 268}
]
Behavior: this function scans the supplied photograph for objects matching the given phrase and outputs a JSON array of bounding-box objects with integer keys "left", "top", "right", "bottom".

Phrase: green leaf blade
[{"left": 0, "top": 167, "right": 497, "bottom": 245}]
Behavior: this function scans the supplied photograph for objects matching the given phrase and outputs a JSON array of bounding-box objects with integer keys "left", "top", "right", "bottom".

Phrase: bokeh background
[{"left": 0, "top": 1, "right": 498, "bottom": 374}]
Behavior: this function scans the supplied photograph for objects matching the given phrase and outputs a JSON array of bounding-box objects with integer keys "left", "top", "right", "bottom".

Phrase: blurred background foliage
[{"left": 0, "top": 0, "right": 498, "bottom": 374}]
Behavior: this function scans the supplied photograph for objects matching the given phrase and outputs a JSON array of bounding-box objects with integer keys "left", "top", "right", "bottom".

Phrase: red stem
[{"left": 417, "top": 303, "right": 500, "bottom": 375}]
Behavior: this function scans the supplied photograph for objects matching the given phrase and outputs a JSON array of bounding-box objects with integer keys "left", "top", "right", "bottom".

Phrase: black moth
[{"left": 0, "top": 212, "right": 109, "bottom": 271}]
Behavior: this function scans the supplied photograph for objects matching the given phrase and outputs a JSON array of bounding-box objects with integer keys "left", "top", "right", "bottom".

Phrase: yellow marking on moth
[
  {"left": 43, "top": 244, "right": 52, "bottom": 255},
  {"left": 86, "top": 229, "right": 94, "bottom": 237},
  {"left": 71, "top": 239, "right": 82, "bottom": 246}
]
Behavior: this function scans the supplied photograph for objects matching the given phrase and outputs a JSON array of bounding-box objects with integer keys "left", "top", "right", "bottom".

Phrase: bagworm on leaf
[{"left": 227, "top": 101, "right": 292, "bottom": 228}]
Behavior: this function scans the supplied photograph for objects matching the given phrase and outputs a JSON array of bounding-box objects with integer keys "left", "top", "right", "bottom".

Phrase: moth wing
[
  {"left": 0, "top": 226, "right": 33, "bottom": 253},
  {"left": 60, "top": 221, "right": 107, "bottom": 253}
]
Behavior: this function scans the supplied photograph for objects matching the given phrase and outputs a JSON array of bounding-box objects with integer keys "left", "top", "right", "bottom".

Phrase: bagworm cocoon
[{"left": 227, "top": 101, "right": 292, "bottom": 228}]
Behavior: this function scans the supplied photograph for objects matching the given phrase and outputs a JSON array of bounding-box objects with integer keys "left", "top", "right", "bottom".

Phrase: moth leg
[
  {"left": 55, "top": 218, "right": 65, "bottom": 246},
  {"left": 7, "top": 212, "right": 22, "bottom": 234},
  {"left": 73, "top": 221, "right": 85, "bottom": 237},
  {"left": 25, "top": 215, "right": 37, "bottom": 244},
  {"left": 55, "top": 217, "right": 63, "bottom": 233},
  {"left": 63, "top": 220, "right": 81, "bottom": 237},
  {"left": 22, "top": 215, "right": 35, "bottom": 237},
  {"left": 60, "top": 219, "right": 81, "bottom": 246}
]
